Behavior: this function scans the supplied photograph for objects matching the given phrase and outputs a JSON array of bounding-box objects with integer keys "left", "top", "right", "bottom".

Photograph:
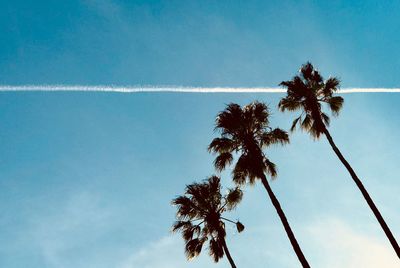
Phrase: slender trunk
[
  {"left": 221, "top": 237, "right": 237, "bottom": 268},
  {"left": 260, "top": 174, "right": 311, "bottom": 267},
  {"left": 324, "top": 128, "right": 400, "bottom": 259}
]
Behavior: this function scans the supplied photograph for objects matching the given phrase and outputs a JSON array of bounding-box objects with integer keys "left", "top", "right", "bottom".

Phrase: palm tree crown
[
  {"left": 172, "top": 175, "right": 244, "bottom": 264},
  {"left": 279, "top": 62, "right": 344, "bottom": 138},
  {"left": 279, "top": 62, "right": 400, "bottom": 259},
  {"left": 208, "top": 102, "right": 311, "bottom": 267},
  {"left": 209, "top": 101, "right": 289, "bottom": 184}
]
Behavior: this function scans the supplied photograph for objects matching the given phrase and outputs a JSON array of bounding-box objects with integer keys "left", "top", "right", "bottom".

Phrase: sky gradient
[{"left": 1, "top": 1, "right": 400, "bottom": 267}]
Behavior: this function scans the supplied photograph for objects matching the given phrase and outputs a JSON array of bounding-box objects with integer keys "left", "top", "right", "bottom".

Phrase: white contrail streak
[{"left": 0, "top": 85, "right": 400, "bottom": 93}]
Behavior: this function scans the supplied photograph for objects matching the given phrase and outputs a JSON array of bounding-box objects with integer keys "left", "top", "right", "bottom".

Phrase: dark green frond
[
  {"left": 214, "top": 152, "right": 233, "bottom": 172},
  {"left": 236, "top": 221, "right": 245, "bottom": 233},
  {"left": 225, "top": 188, "right": 243, "bottom": 210}
]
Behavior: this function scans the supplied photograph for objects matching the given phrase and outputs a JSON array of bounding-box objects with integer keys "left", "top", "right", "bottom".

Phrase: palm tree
[
  {"left": 208, "top": 102, "right": 310, "bottom": 267},
  {"left": 279, "top": 62, "right": 400, "bottom": 259},
  {"left": 172, "top": 175, "right": 245, "bottom": 268}
]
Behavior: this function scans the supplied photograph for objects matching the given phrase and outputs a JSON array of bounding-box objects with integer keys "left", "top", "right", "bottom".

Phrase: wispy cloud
[
  {"left": 1, "top": 85, "right": 400, "bottom": 93},
  {"left": 118, "top": 217, "right": 399, "bottom": 268},
  {"left": 306, "top": 217, "right": 399, "bottom": 268},
  {"left": 118, "top": 235, "right": 223, "bottom": 268},
  {"left": 29, "top": 191, "right": 122, "bottom": 268}
]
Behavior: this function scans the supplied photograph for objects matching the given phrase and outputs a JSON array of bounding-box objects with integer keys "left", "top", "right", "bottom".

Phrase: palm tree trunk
[
  {"left": 324, "top": 128, "right": 400, "bottom": 259},
  {"left": 221, "top": 238, "right": 237, "bottom": 268},
  {"left": 260, "top": 174, "right": 311, "bottom": 267}
]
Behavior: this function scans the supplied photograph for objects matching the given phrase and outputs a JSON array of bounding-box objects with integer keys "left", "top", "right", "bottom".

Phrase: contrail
[{"left": 1, "top": 85, "right": 400, "bottom": 93}]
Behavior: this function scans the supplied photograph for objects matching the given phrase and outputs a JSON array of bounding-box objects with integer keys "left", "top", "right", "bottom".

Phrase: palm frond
[
  {"left": 309, "top": 120, "right": 325, "bottom": 139},
  {"left": 300, "top": 62, "right": 314, "bottom": 81},
  {"left": 209, "top": 238, "right": 224, "bottom": 262},
  {"left": 172, "top": 196, "right": 197, "bottom": 219},
  {"left": 206, "top": 176, "right": 222, "bottom": 204},
  {"left": 173, "top": 175, "right": 243, "bottom": 263},
  {"left": 225, "top": 188, "right": 243, "bottom": 210},
  {"left": 232, "top": 154, "right": 251, "bottom": 185},
  {"left": 327, "top": 96, "right": 343, "bottom": 116},
  {"left": 185, "top": 238, "right": 204, "bottom": 259},
  {"left": 280, "top": 62, "right": 344, "bottom": 140},
  {"left": 192, "top": 224, "right": 201, "bottom": 237},
  {"left": 172, "top": 221, "right": 192, "bottom": 232},
  {"left": 278, "top": 98, "right": 303, "bottom": 112},
  {"left": 185, "top": 184, "right": 205, "bottom": 206},
  {"left": 214, "top": 152, "right": 233, "bottom": 171},
  {"left": 264, "top": 158, "right": 277, "bottom": 178},
  {"left": 215, "top": 103, "right": 243, "bottom": 135},
  {"left": 232, "top": 170, "right": 247, "bottom": 185},
  {"left": 262, "top": 128, "right": 289, "bottom": 146},
  {"left": 290, "top": 116, "right": 302, "bottom": 132},
  {"left": 183, "top": 225, "right": 195, "bottom": 241},
  {"left": 300, "top": 114, "right": 312, "bottom": 131},
  {"left": 236, "top": 153, "right": 266, "bottom": 184},
  {"left": 322, "top": 77, "right": 340, "bottom": 96},
  {"left": 321, "top": 112, "right": 330, "bottom": 126},
  {"left": 208, "top": 137, "right": 235, "bottom": 153},
  {"left": 247, "top": 101, "right": 270, "bottom": 127},
  {"left": 300, "top": 62, "right": 323, "bottom": 84}
]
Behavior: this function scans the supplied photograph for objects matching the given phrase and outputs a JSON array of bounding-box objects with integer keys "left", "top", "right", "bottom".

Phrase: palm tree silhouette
[
  {"left": 208, "top": 102, "right": 310, "bottom": 267},
  {"left": 172, "top": 175, "right": 244, "bottom": 268},
  {"left": 279, "top": 62, "right": 400, "bottom": 259}
]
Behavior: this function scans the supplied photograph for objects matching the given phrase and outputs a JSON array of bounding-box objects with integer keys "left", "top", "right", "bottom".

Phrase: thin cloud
[
  {"left": 306, "top": 217, "right": 399, "bottom": 268},
  {"left": 1, "top": 85, "right": 400, "bottom": 93}
]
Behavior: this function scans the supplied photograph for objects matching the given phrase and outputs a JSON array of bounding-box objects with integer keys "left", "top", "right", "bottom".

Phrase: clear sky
[{"left": 1, "top": 1, "right": 400, "bottom": 267}]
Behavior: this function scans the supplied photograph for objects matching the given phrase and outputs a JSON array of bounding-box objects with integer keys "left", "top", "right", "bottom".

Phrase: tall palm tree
[
  {"left": 208, "top": 102, "right": 310, "bottom": 267},
  {"left": 279, "top": 62, "right": 400, "bottom": 259},
  {"left": 172, "top": 175, "right": 245, "bottom": 268}
]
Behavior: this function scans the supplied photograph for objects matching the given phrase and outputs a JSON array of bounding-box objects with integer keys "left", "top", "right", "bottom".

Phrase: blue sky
[
  {"left": 2, "top": 0, "right": 400, "bottom": 87},
  {"left": 1, "top": 1, "right": 400, "bottom": 267}
]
